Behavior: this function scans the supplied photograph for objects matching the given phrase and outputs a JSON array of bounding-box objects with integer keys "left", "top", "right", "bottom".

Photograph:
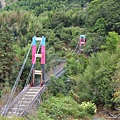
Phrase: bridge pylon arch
[{"left": 31, "top": 36, "right": 46, "bottom": 87}]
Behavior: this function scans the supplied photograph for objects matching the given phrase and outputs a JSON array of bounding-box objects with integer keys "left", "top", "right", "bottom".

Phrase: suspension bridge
[{"left": 1, "top": 35, "right": 86, "bottom": 117}]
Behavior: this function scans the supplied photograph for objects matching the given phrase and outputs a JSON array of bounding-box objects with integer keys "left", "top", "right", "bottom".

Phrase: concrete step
[
  {"left": 13, "top": 104, "right": 26, "bottom": 108},
  {"left": 23, "top": 95, "right": 36, "bottom": 98},
  {"left": 25, "top": 92, "right": 39, "bottom": 94},
  {"left": 7, "top": 111, "right": 21, "bottom": 116},
  {"left": 6, "top": 86, "right": 42, "bottom": 117},
  {"left": 27, "top": 89, "right": 41, "bottom": 93},
  {"left": 29, "top": 87, "right": 41, "bottom": 89},
  {"left": 21, "top": 97, "right": 33, "bottom": 100},
  {"left": 11, "top": 107, "right": 24, "bottom": 111},
  {"left": 17, "top": 100, "right": 31, "bottom": 104}
]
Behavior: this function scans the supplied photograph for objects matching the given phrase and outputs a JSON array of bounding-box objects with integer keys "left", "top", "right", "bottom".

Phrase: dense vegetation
[
  {"left": 0, "top": 0, "right": 120, "bottom": 119},
  {"left": 29, "top": 96, "right": 96, "bottom": 120}
]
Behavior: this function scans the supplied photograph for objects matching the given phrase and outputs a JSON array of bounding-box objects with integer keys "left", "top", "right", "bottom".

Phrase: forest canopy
[{"left": 0, "top": 0, "right": 120, "bottom": 119}]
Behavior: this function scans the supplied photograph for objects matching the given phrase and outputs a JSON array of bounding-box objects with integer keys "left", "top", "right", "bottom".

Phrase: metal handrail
[
  {"left": 1, "top": 43, "right": 32, "bottom": 116},
  {"left": 21, "top": 85, "right": 46, "bottom": 116},
  {"left": 14, "top": 41, "right": 42, "bottom": 115}
]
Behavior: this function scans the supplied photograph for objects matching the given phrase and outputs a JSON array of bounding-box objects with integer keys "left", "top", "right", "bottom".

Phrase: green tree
[
  {"left": 112, "top": 61, "right": 120, "bottom": 106},
  {"left": 84, "top": 33, "right": 103, "bottom": 55},
  {"left": 106, "top": 32, "right": 119, "bottom": 53},
  {"left": 77, "top": 52, "right": 116, "bottom": 106},
  {"left": 111, "top": 42, "right": 120, "bottom": 108},
  {"left": 51, "top": 12, "right": 70, "bottom": 28},
  {"left": 0, "top": 24, "right": 17, "bottom": 87},
  {"left": 93, "top": 17, "right": 106, "bottom": 35},
  {"left": 85, "top": 0, "right": 120, "bottom": 34},
  {"left": 65, "top": 54, "right": 88, "bottom": 76},
  {"left": 48, "top": 76, "right": 66, "bottom": 96}
]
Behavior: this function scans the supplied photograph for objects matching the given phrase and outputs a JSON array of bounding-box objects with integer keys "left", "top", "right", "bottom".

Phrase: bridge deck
[
  {"left": 6, "top": 85, "right": 45, "bottom": 117},
  {"left": 3, "top": 62, "right": 66, "bottom": 117}
]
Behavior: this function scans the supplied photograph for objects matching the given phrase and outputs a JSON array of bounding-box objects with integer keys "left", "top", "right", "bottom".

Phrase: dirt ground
[{"left": 93, "top": 108, "right": 120, "bottom": 120}]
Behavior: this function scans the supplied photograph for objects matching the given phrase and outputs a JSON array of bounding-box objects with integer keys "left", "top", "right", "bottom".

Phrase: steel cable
[
  {"left": 74, "top": 41, "right": 79, "bottom": 53},
  {"left": 1, "top": 43, "right": 32, "bottom": 116},
  {"left": 10, "top": 41, "right": 42, "bottom": 116}
]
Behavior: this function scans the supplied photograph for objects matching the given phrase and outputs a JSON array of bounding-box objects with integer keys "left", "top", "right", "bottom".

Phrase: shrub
[
  {"left": 79, "top": 101, "right": 97, "bottom": 116},
  {"left": 29, "top": 96, "right": 97, "bottom": 120}
]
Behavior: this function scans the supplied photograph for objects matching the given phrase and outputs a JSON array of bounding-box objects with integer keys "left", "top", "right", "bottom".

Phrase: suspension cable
[
  {"left": 74, "top": 41, "right": 79, "bottom": 54},
  {"left": 10, "top": 41, "right": 42, "bottom": 116},
  {"left": 1, "top": 43, "right": 32, "bottom": 116}
]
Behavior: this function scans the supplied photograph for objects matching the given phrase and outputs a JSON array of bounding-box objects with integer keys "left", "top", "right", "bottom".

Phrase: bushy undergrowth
[
  {"left": 29, "top": 96, "right": 97, "bottom": 120},
  {"left": 0, "top": 116, "right": 25, "bottom": 120}
]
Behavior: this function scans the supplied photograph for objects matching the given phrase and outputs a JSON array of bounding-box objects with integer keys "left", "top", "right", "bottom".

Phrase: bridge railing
[
  {"left": 1, "top": 37, "right": 42, "bottom": 116},
  {"left": 1, "top": 43, "right": 32, "bottom": 116},
  {"left": 21, "top": 85, "right": 46, "bottom": 116}
]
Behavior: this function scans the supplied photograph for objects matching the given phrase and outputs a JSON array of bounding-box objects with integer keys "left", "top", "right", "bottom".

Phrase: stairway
[{"left": 6, "top": 86, "right": 45, "bottom": 117}]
